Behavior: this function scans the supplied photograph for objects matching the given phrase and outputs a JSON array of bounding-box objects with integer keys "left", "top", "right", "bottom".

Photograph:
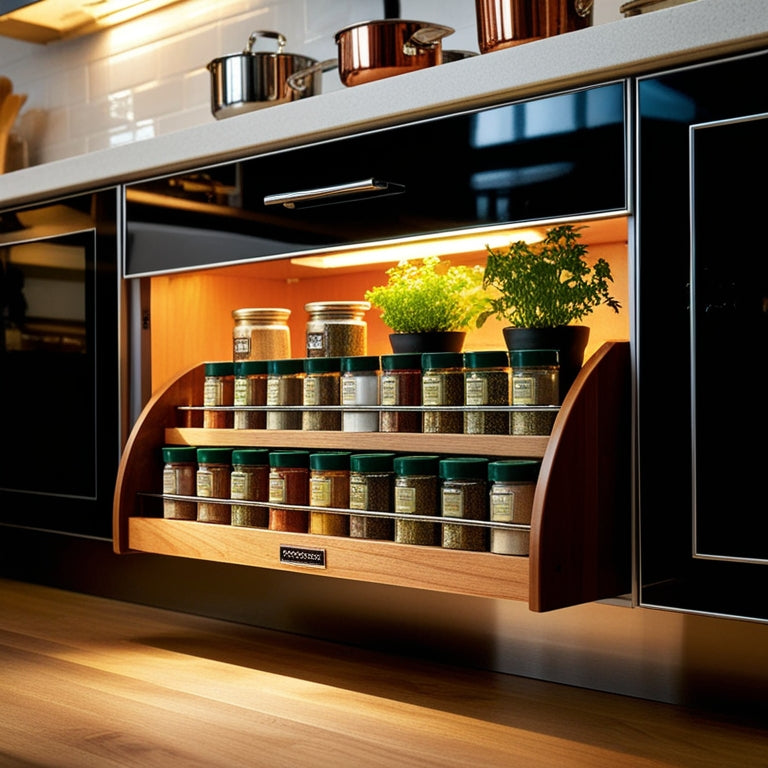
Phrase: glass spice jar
[
  {"left": 340, "top": 355, "right": 380, "bottom": 432},
  {"left": 305, "top": 300, "right": 370, "bottom": 358},
  {"left": 510, "top": 349, "right": 560, "bottom": 436},
  {"left": 230, "top": 448, "right": 270, "bottom": 528},
  {"left": 308, "top": 452, "right": 351, "bottom": 536},
  {"left": 196, "top": 447, "right": 232, "bottom": 524},
  {"left": 203, "top": 361, "right": 234, "bottom": 429},
  {"left": 488, "top": 459, "right": 541, "bottom": 556},
  {"left": 268, "top": 450, "right": 310, "bottom": 532},
  {"left": 233, "top": 360, "right": 268, "bottom": 430},
  {"left": 379, "top": 353, "right": 422, "bottom": 433},
  {"left": 232, "top": 307, "right": 291, "bottom": 361},
  {"left": 266, "top": 358, "right": 305, "bottom": 430},
  {"left": 349, "top": 452, "right": 396, "bottom": 540},
  {"left": 302, "top": 356, "right": 342, "bottom": 431},
  {"left": 463, "top": 350, "right": 510, "bottom": 435},
  {"left": 393, "top": 454, "right": 440, "bottom": 546},
  {"left": 161, "top": 446, "right": 197, "bottom": 520},
  {"left": 439, "top": 457, "right": 489, "bottom": 552},
  {"left": 422, "top": 351, "right": 465, "bottom": 434}
]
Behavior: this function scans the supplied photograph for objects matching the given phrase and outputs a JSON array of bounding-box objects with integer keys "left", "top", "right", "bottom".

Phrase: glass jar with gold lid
[
  {"left": 232, "top": 307, "right": 291, "bottom": 361},
  {"left": 304, "top": 300, "right": 369, "bottom": 358}
]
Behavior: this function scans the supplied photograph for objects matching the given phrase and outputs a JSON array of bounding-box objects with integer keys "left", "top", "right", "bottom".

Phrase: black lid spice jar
[
  {"left": 309, "top": 452, "right": 351, "bottom": 536},
  {"left": 463, "top": 350, "right": 510, "bottom": 435},
  {"left": 439, "top": 457, "right": 489, "bottom": 551},
  {"left": 393, "top": 454, "right": 440, "bottom": 546},
  {"left": 268, "top": 450, "right": 310, "bottom": 532},
  {"left": 422, "top": 351, "right": 464, "bottom": 434},
  {"left": 230, "top": 448, "right": 270, "bottom": 528},
  {"left": 340, "top": 355, "right": 380, "bottom": 432},
  {"left": 302, "top": 357, "right": 342, "bottom": 431},
  {"left": 266, "top": 358, "right": 305, "bottom": 430},
  {"left": 349, "top": 452, "right": 396, "bottom": 540},
  {"left": 488, "top": 459, "right": 540, "bottom": 555},
  {"left": 196, "top": 447, "right": 232, "bottom": 524},
  {"left": 510, "top": 349, "right": 560, "bottom": 436},
  {"left": 203, "top": 361, "right": 234, "bottom": 429},
  {"left": 305, "top": 300, "right": 370, "bottom": 358},
  {"left": 233, "top": 360, "right": 268, "bottom": 430},
  {"left": 162, "top": 446, "right": 197, "bottom": 520},
  {"left": 379, "top": 353, "right": 422, "bottom": 433}
]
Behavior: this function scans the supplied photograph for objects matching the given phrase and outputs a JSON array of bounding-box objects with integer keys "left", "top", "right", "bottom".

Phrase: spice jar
[
  {"left": 196, "top": 447, "right": 232, "bottom": 524},
  {"left": 230, "top": 448, "right": 270, "bottom": 528},
  {"left": 268, "top": 450, "right": 310, "bottom": 532},
  {"left": 439, "top": 457, "right": 489, "bottom": 552},
  {"left": 349, "top": 452, "right": 396, "bottom": 540},
  {"left": 379, "top": 353, "right": 422, "bottom": 433},
  {"left": 203, "top": 361, "right": 234, "bottom": 429},
  {"left": 232, "top": 307, "right": 291, "bottom": 361},
  {"left": 341, "top": 355, "right": 380, "bottom": 432},
  {"left": 305, "top": 300, "right": 370, "bottom": 358},
  {"left": 510, "top": 349, "right": 560, "bottom": 436},
  {"left": 309, "top": 452, "right": 350, "bottom": 536},
  {"left": 302, "top": 357, "right": 342, "bottom": 431},
  {"left": 394, "top": 454, "right": 440, "bottom": 546},
  {"left": 266, "top": 358, "right": 305, "bottom": 430},
  {"left": 233, "top": 360, "right": 268, "bottom": 430},
  {"left": 161, "top": 446, "right": 197, "bottom": 520},
  {"left": 488, "top": 459, "right": 540, "bottom": 555},
  {"left": 422, "top": 351, "right": 464, "bottom": 434},
  {"left": 464, "top": 350, "right": 510, "bottom": 435}
]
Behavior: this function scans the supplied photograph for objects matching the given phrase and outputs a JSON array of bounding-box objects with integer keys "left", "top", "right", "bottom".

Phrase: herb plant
[
  {"left": 365, "top": 255, "right": 487, "bottom": 334},
  {"left": 477, "top": 224, "right": 621, "bottom": 329}
]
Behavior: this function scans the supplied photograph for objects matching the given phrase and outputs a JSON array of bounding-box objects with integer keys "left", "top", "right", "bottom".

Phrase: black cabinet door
[{"left": 637, "top": 49, "right": 768, "bottom": 621}]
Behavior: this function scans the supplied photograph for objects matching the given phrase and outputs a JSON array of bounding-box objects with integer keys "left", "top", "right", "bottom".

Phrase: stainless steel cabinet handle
[{"left": 264, "top": 178, "right": 405, "bottom": 209}]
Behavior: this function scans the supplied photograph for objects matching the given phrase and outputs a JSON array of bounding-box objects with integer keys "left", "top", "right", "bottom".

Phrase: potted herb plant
[
  {"left": 477, "top": 224, "right": 621, "bottom": 399},
  {"left": 365, "top": 255, "right": 487, "bottom": 353}
]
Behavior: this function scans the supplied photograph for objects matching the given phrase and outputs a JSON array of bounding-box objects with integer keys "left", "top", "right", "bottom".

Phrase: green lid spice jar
[
  {"left": 268, "top": 450, "right": 310, "bottom": 532},
  {"left": 349, "top": 452, "right": 396, "bottom": 540},
  {"left": 266, "top": 358, "right": 305, "bottom": 430},
  {"left": 422, "top": 351, "right": 464, "bottom": 434},
  {"left": 488, "top": 459, "right": 540, "bottom": 555},
  {"left": 305, "top": 300, "right": 370, "bottom": 358},
  {"left": 340, "top": 355, "right": 380, "bottom": 432},
  {"left": 464, "top": 350, "right": 510, "bottom": 435},
  {"left": 440, "top": 457, "right": 489, "bottom": 551},
  {"left": 162, "top": 446, "right": 197, "bottom": 520},
  {"left": 234, "top": 360, "right": 268, "bottom": 430},
  {"left": 309, "top": 452, "right": 350, "bottom": 536},
  {"left": 196, "top": 447, "right": 232, "bottom": 524},
  {"left": 510, "top": 349, "right": 560, "bottom": 436},
  {"left": 379, "top": 353, "right": 422, "bottom": 433},
  {"left": 394, "top": 454, "right": 440, "bottom": 546},
  {"left": 302, "top": 357, "right": 342, "bottom": 431},
  {"left": 203, "top": 361, "right": 234, "bottom": 429},
  {"left": 230, "top": 448, "right": 270, "bottom": 528}
]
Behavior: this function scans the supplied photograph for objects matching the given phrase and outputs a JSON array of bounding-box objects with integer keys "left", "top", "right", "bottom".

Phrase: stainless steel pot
[{"left": 207, "top": 31, "right": 321, "bottom": 119}]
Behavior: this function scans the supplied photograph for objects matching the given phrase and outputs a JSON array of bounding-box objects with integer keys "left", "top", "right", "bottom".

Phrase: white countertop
[{"left": 1, "top": 0, "right": 766, "bottom": 209}]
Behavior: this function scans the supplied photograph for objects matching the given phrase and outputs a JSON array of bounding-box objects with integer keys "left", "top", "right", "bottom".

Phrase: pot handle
[
  {"left": 244, "top": 30, "right": 287, "bottom": 54},
  {"left": 405, "top": 23, "right": 455, "bottom": 55},
  {"left": 286, "top": 58, "right": 338, "bottom": 93},
  {"left": 574, "top": 0, "right": 594, "bottom": 17}
]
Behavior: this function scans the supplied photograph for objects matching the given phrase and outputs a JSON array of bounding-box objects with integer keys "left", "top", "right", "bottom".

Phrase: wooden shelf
[{"left": 113, "top": 340, "right": 631, "bottom": 611}]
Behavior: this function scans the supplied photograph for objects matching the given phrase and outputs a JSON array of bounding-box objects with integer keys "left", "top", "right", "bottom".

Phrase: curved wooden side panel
[
  {"left": 529, "top": 341, "right": 631, "bottom": 612},
  {"left": 113, "top": 363, "right": 205, "bottom": 554}
]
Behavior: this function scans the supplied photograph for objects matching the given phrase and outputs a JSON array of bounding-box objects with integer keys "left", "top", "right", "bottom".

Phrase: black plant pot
[
  {"left": 389, "top": 331, "right": 466, "bottom": 354},
  {"left": 502, "top": 325, "right": 590, "bottom": 402}
]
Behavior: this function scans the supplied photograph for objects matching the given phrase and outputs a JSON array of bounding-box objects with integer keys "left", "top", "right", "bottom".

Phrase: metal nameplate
[{"left": 279, "top": 545, "right": 327, "bottom": 568}]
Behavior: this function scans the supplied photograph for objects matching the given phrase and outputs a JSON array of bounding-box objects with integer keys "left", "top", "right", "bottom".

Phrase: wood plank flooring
[{"left": 0, "top": 578, "right": 766, "bottom": 767}]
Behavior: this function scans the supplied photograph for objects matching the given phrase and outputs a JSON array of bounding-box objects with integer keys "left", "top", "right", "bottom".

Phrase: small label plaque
[{"left": 279, "top": 545, "right": 326, "bottom": 568}]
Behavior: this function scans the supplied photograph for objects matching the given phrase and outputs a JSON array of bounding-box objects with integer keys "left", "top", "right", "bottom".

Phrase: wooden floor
[{"left": 0, "top": 578, "right": 766, "bottom": 768}]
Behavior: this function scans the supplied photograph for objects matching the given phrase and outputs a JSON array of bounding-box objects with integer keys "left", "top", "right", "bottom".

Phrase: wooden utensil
[{"left": 0, "top": 92, "right": 27, "bottom": 173}]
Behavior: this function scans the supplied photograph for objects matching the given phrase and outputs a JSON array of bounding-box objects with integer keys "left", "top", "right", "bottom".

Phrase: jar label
[
  {"left": 269, "top": 476, "right": 286, "bottom": 503},
  {"left": 266, "top": 377, "right": 281, "bottom": 406},
  {"left": 422, "top": 375, "right": 445, "bottom": 405},
  {"left": 490, "top": 490, "right": 515, "bottom": 521},
  {"left": 230, "top": 471, "right": 249, "bottom": 500},
  {"left": 306, "top": 332, "right": 324, "bottom": 354},
  {"left": 310, "top": 476, "right": 331, "bottom": 507},
  {"left": 197, "top": 471, "right": 213, "bottom": 497},
  {"left": 349, "top": 477, "right": 368, "bottom": 509},
  {"left": 341, "top": 377, "right": 358, "bottom": 404},
  {"left": 395, "top": 485, "right": 416, "bottom": 514},
  {"left": 304, "top": 377, "right": 319, "bottom": 405},
  {"left": 442, "top": 487, "right": 465, "bottom": 518},
  {"left": 203, "top": 379, "right": 224, "bottom": 407},
  {"left": 465, "top": 377, "right": 488, "bottom": 405},
  {"left": 234, "top": 378, "right": 249, "bottom": 406},
  {"left": 233, "top": 337, "right": 250, "bottom": 357},
  {"left": 163, "top": 468, "right": 177, "bottom": 494},
  {"left": 512, "top": 376, "right": 535, "bottom": 405},
  {"left": 380, "top": 375, "right": 399, "bottom": 406}
]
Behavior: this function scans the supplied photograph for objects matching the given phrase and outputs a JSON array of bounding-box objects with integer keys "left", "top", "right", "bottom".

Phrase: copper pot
[
  {"left": 288, "top": 19, "right": 454, "bottom": 93},
  {"left": 475, "top": 0, "right": 593, "bottom": 53}
]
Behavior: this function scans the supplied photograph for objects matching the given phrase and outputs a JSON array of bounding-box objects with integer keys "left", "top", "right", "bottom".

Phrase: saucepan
[
  {"left": 288, "top": 19, "right": 455, "bottom": 93},
  {"left": 207, "top": 30, "right": 322, "bottom": 119}
]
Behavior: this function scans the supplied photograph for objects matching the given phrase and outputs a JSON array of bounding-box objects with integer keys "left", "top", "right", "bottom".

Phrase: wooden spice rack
[{"left": 113, "top": 341, "right": 630, "bottom": 611}]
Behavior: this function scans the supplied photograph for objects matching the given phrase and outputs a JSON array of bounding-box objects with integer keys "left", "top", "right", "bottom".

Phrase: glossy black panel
[{"left": 125, "top": 81, "right": 627, "bottom": 275}]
